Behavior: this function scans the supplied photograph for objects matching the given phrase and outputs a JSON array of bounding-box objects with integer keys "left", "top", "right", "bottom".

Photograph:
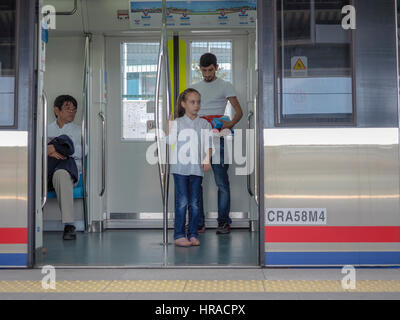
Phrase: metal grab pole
[
  {"left": 155, "top": 0, "right": 171, "bottom": 247},
  {"left": 98, "top": 112, "right": 105, "bottom": 197},
  {"left": 82, "top": 34, "right": 90, "bottom": 231},
  {"left": 41, "top": 91, "right": 48, "bottom": 209},
  {"left": 254, "top": 95, "right": 259, "bottom": 206},
  {"left": 155, "top": 37, "right": 165, "bottom": 202},
  {"left": 55, "top": 0, "right": 77, "bottom": 16},
  {"left": 247, "top": 111, "right": 254, "bottom": 198},
  {"left": 162, "top": 0, "right": 171, "bottom": 247}
]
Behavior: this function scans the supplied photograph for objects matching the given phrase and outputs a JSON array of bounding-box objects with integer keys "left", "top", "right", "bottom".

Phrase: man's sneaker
[
  {"left": 198, "top": 225, "right": 206, "bottom": 233},
  {"left": 63, "top": 225, "right": 76, "bottom": 240},
  {"left": 216, "top": 222, "right": 230, "bottom": 234}
]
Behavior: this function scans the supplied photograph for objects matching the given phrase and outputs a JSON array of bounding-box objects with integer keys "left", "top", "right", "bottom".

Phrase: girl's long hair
[{"left": 176, "top": 88, "right": 200, "bottom": 118}]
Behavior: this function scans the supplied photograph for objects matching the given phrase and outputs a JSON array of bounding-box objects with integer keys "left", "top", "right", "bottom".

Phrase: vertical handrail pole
[
  {"left": 155, "top": 36, "right": 165, "bottom": 202},
  {"left": 162, "top": 0, "right": 171, "bottom": 247},
  {"left": 81, "top": 34, "right": 90, "bottom": 231},
  {"left": 254, "top": 95, "right": 259, "bottom": 206},
  {"left": 155, "top": 0, "right": 171, "bottom": 250},
  {"left": 98, "top": 112, "right": 105, "bottom": 197},
  {"left": 41, "top": 91, "right": 48, "bottom": 208},
  {"left": 247, "top": 111, "right": 254, "bottom": 197}
]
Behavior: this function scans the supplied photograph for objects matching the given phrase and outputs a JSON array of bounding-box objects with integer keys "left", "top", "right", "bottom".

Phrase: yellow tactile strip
[
  {"left": 105, "top": 280, "right": 186, "bottom": 292},
  {"left": 186, "top": 280, "right": 265, "bottom": 292},
  {"left": 0, "top": 280, "right": 399, "bottom": 293},
  {"left": 263, "top": 280, "right": 400, "bottom": 293}
]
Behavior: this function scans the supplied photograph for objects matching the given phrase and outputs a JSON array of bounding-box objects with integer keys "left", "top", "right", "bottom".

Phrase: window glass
[
  {"left": 277, "top": 0, "right": 353, "bottom": 125},
  {"left": 121, "top": 42, "right": 159, "bottom": 140},
  {"left": 122, "top": 42, "right": 159, "bottom": 100},
  {"left": 0, "top": 0, "right": 16, "bottom": 127}
]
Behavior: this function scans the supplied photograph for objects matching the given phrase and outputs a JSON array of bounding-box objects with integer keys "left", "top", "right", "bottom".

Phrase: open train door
[{"left": 0, "top": 0, "right": 36, "bottom": 268}]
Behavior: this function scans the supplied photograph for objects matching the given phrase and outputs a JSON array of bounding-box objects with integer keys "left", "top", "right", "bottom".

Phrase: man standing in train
[
  {"left": 192, "top": 53, "right": 243, "bottom": 234},
  {"left": 47, "top": 95, "right": 84, "bottom": 240}
]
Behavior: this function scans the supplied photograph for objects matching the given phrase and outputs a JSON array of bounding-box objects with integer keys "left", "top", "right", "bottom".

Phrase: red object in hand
[{"left": 201, "top": 115, "right": 227, "bottom": 130}]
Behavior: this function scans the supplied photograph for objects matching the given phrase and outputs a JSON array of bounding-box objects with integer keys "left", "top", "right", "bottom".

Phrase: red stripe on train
[
  {"left": 265, "top": 226, "right": 400, "bottom": 243},
  {"left": 0, "top": 228, "right": 28, "bottom": 244}
]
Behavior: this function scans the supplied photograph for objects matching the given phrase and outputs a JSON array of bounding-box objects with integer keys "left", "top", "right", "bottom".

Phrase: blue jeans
[
  {"left": 197, "top": 138, "right": 232, "bottom": 226},
  {"left": 173, "top": 174, "right": 202, "bottom": 240}
]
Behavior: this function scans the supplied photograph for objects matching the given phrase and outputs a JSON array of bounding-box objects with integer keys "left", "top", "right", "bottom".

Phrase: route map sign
[{"left": 129, "top": 0, "right": 257, "bottom": 29}]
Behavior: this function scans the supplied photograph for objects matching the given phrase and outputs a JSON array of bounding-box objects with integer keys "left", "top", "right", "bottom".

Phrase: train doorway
[{"left": 35, "top": 0, "right": 260, "bottom": 267}]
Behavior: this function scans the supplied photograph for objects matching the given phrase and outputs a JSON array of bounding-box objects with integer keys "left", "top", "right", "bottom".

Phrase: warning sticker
[{"left": 291, "top": 56, "right": 308, "bottom": 76}]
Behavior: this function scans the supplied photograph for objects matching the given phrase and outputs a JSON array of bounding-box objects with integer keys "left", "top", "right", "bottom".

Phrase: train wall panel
[
  {"left": 263, "top": 129, "right": 400, "bottom": 266},
  {"left": 44, "top": 36, "right": 85, "bottom": 125},
  {"left": 0, "top": 132, "right": 28, "bottom": 267}
]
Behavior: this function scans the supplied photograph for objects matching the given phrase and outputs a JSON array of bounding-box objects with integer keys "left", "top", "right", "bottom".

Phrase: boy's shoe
[
  {"left": 189, "top": 237, "right": 200, "bottom": 246},
  {"left": 174, "top": 238, "right": 192, "bottom": 247},
  {"left": 216, "top": 222, "right": 230, "bottom": 235},
  {"left": 198, "top": 225, "right": 206, "bottom": 233},
  {"left": 63, "top": 225, "right": 76, "bottom": 240}
]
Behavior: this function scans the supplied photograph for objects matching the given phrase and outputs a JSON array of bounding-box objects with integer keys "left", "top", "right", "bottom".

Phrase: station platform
[{"left": 1, "top": 267, "right": 399, "bottom": 300}]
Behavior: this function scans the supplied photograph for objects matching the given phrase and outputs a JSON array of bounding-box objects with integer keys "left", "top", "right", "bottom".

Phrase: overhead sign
[
  {"left": 129, "top": 1, "right": 257, "bottom": 29},
  {"left": 291, "top": 56, "right": 308, "bottom": 77}
]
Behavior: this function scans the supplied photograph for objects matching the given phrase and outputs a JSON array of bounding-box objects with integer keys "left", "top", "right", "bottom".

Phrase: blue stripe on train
[
  {"left": 360, "top": 252, "right": 400, "bottom": 265},
  {"left": 0, "top": 253, "right": 27, "bottom": 267},
  {"left": 265, "top": 252, "right": 400, "bottom": 266}
]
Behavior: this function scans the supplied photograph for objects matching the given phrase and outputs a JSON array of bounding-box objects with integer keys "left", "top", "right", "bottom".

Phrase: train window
[
  {"left": 276, "top": 0, "right": 354, "bottom": 126},
  {"left": 0, "top": 0, "right": 16, "bottom": 128},
  {"left": 190, "top": 41, "right": 233, "bottom": 84},
  {"left": 121, "top": 42, "right": 159, "bottom": 140}
]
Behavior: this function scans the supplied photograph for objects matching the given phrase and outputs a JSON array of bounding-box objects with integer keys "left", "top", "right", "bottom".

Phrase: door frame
[
  {"left": 257, "top": 0, "right": 274, "bottom": 267},
  {"left": 17, "top": 0, "right": 38, "bottom": 268},
  {"left": 103, "top": 33, "right": 263, "bottom": 267}
]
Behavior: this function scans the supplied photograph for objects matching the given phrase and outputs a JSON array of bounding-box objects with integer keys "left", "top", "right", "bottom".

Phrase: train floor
[{"left": 36, "top": 229, "right": 259, "bottom": 267}]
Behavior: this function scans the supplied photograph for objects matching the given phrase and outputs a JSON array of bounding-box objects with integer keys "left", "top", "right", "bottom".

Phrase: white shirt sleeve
[{"left": 224, "top": 81, "right": 237, "bottom": 99}]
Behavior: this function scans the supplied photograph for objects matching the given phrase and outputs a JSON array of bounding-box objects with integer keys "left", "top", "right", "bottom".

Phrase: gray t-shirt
[
  {"left": 191, "top": 78, "right": 237, "bottom": 116},
  {"left": 167, "top": 115, "right": 213, "bottom": 177}
]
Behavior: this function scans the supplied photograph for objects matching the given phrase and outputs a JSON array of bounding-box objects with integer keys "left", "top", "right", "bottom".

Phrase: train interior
[
  {"left": 1, "top": 0, "right": 399, "bottom": 269},
  {"left": 35, "top": 0, "right": 260, "bottom": 267}
]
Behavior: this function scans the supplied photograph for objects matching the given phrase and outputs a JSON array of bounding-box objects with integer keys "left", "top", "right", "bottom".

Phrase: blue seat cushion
[{"left": 47, "top": 174, "right": 84, "bottom": 199}]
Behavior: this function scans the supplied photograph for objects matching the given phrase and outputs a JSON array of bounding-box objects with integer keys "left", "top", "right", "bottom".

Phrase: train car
[{"left": 0, "top": 0, "right": 399, "bottom": 268}]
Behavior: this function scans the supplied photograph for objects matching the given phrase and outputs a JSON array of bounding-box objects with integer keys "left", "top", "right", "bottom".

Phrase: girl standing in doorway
[{"left": 166, "top": 88, "right": 213, "bottom": 247}]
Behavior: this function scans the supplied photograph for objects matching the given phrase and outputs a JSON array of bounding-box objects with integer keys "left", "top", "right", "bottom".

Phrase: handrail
[
  {"left": 55, "top": 0, "right": 77, "bottom": 16},
  {"left": 247, "top": 111, "right": 254, "bottom": 198},
  {"left": 254, "top": 95, "right": 259, "bottom": 206},
  {"left": 98, "top": 112, "right": 105, "bottom": 197},
  {"left": 41, "top": 91, "right": 48, "bottom": 208},
  {"left": 155, "top": 0, "right": 171, "bottom": 247},
  {"left": 155, "top": 34, "right": 165, "bottom": 200},
  {"left": 81, "top": 34, "right": 90, "bottom": 231}
]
